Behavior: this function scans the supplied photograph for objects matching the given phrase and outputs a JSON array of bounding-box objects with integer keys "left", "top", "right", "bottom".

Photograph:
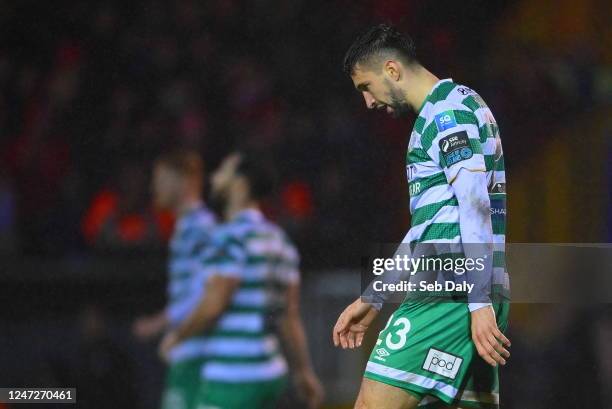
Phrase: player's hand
[
  {"left": 294, "top": 369, "right": 325, "bottom": 409},
  {"left": 132, "top": 312, "right": 167, "bottom": 341},
  {"left": 158, "top": 331, "right": 179, "bottom": 363},
  {"left": 470, "top": 306, "right": 510, "bottom": 367},
  {"left": 333, "top": 298, "right": 379, "bottom": 349}
]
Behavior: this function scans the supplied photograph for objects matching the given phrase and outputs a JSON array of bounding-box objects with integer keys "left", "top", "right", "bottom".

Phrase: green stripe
[
  {"left": 239, "top": 281, "right": 267, "bottom": 289},
  {"left": 492, "top": 218, "right": 506, "bottom": 235},
  {"left": 204, "top": 354, "right": 278, "bottom": 364},
  {"left": 409, "top": 172, "right": 447, "bottom": 197},
  {"left": 493, "top": 251, "right": 506, "bottom": 268},
  {"left": 407, "top": 147, "right": 430, "bottom": 164},
  {"left": 411, "top": 197, "right": 458, "bottom": 226},
  {"left": 453, "top": 110, "right": 479, "bottom": 127},
  {"left": 461, "top": 95, "right": 480, "bottom": 111},
  {"left": 485, "top": 155, "right": 505, "bottom": 172},
  {"left": 225, "top": 305, "right": 268, "bottom": 314},
  {"left": 414, "top": 116, "right": 426, "bottom": 134},
  {"left": 170, "top": 271, "right": 192, "bottom": 280},
  {"left": 411, "top": 223, "right": 461, "bottom": 244},
  {"left": 428, "top": 82, "right": 456, "bottom": 104}
]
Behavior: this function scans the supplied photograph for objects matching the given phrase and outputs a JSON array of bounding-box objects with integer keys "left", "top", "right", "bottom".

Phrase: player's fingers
[
  {"left": 356, "top": 332, "right": 364, "bottom": 347},
  {"left": 493, "top": 327, "right": 511, "bottom": 347},
  {"left": 332, "top": 325, "right": 339, "bottom": 347},
  {"left": 347, "top": 331, "right": 356, "bottom": 349},
  {"left": 339, "top": 330, "right": 349, "bottom": 349},
  {"left": 474, "top": 339, "right": 497, "bottom": 367},
  {"left": 488, "top": 334, "right": 510, "bottom": 359},
  {"left": 332, "top": 316, "right": 347, "bottom": 346},
  {"left": 483, "top": 339, "right": 506, "bottom": 365}
]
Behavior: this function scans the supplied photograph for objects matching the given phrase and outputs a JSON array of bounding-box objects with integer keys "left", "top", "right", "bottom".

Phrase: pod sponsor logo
[{"left": 422, "top": 348, "right": 463, "bottom": 379}]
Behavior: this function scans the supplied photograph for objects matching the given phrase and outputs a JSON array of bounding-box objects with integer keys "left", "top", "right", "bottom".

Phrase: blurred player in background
[
  {"left": 159, "top": 152, "right": 324, "bottom": 409},
  {"left": 333, "top": 24, "right": 510, "bottom": 409},
  {"left": 132, "top": 150, "right": 217, "bottom": 409}
]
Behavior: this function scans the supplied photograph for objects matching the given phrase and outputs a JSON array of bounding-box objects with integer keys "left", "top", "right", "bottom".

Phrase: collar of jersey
[
  {"left": 233, "top": 208, "right": 264, "bottom": 223},
  {"left": 417, "top": 78, "right": 453, "bottom": 115},
  {"left": 178, "top": 201, "right": 205, "bottom": 223}
]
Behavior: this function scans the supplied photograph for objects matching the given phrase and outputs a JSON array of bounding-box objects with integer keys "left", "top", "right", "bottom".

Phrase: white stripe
[
  {"left": 201, "top": 336, "right": 279, "bottom": 357},
  {"left": 217, "top": 313, "right": 263, "bottom": 332},
  {"left": 418, "top": 237, "right": 463, "bottom": 246},
  {"left": 480, "top": 136, "right": 497, "bottom": 155},
  {"left": 492, "top": 170, "right": 506, "bottom": 184},
  {"left": 202, "top": 355, "right": 288, "bottom": 382},
  {"left": 169, "top": 259, "right": 202, "bottom": 273},
  {"left": 493, "top": 235, "right": 506, "bottom": 247},
  {"left": 169, "top": 337, "right": 208, "bottom": 362},
  {"left": 366, "top": 361, "right": 458, "bottom": 399},
  {"left": 170, "top": 335, "right": 279, "bottom": 362},
  {"left": 233, "top": 289, "right": 268, "bottom": 307},
  {"left": 411, "top": 184, "right": 454, "bottom": 214}
]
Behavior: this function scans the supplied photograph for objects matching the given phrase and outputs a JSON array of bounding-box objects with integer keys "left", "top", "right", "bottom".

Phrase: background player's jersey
[
  {"left": 166, "top": 204, "right": 217, "bottom": 362},
  {"left": 200, "top": 208, "right": 300, "bottom": 383},
  {"left": 405, "top": 78, "right": 508, "bottom": 292}
]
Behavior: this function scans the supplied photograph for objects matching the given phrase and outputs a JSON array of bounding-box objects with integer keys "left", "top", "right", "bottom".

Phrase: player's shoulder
[
  {"left": 425, "top": 83, "right": 477, "bottom": 113},
  {"left": 192, "top": 206, "right": 217, "bottom": 228},
  {"left": 211, "top": 219, "right": 245, "bottom": 250}
]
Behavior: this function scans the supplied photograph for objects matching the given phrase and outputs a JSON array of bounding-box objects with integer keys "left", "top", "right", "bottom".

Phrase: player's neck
[
  {"left": 408, "top": 67, "right": 440, "bottom": 113},
  {"left": 225, "top": 200, "right": 259, "bottom": 221},
  {"left": 176, "top": 194, "right": 202, "bottom": 216}
]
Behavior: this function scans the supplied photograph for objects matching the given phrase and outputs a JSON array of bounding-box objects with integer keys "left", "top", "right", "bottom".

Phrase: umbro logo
[{"left": 375, "top": 348, "right": 390, "bottom": 357}]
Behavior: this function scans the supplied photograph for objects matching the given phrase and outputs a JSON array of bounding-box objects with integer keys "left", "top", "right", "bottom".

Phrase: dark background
[{"left": 0, "top": 0, "right": 610, "bottom": 408}]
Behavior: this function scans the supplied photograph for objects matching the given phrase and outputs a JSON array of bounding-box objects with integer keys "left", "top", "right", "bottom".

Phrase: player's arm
[
  {"left": 452, "top": 164, "right": 510, "bottom": 368},
  {"left": 279, "top": 283, "right": 324, "bottom": 408},
  {"left": 132, "top": 309, "right": 169, "bottom": 340},
  {"left": 159, "top": 273, "right": 240, "bottom": 360},
  {"left": 176, "top": 273, "right": 240, "bottom": 340},
  {"left": 427, "top": 104, "right": 510, "bottom": 366}
]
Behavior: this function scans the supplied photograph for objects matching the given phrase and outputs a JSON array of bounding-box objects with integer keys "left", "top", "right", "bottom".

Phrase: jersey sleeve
[
  {"left": 279, "top": 236, "right": 300, "bottom": 285},
  {"left": 424, "top": 103, "right": 486, "bottom": 184},
  {"left": 208, "top": 231, "right": 246, "bottom": 278}
]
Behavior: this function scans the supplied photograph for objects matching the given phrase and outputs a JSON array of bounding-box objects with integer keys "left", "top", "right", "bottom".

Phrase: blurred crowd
[{"left": 0, "top": 0, "right": 609, "bottom": 266}]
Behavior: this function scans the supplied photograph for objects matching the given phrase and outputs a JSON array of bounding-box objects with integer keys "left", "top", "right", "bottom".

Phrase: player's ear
[{"left": 384, "top": 60, "right": 401, "bottom": 81}]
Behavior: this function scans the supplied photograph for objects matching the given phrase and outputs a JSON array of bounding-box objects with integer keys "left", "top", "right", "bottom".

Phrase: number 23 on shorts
[{"left": 377, "top": 315, "right": 411, "bottom": 350}]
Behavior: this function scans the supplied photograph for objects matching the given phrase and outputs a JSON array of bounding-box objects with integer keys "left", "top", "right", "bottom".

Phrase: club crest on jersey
[
  {"left": 434, "top": 110, "right": 457, "bottom": 132},
  {"left": 439, "top": 131, "right": 473, "bottom": 166}
]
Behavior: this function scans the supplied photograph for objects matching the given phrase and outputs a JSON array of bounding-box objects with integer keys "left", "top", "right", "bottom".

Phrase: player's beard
[
  {"left": 385, "top": 80, "right": 411, "bottom": 118},
  {"left": 208, "top": 188, "right": 229, "bottom": 220}
]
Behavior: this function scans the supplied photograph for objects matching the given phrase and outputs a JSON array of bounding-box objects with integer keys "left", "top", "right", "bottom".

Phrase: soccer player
[
  {"left": 332, "top": 24, "right": 511, "bottom": 409},
  {"left": 132, "top": 151, "right": 217, "bottom": 409},
  {"left": 159, "top": 152, "right": 324, "bottom": 409}
]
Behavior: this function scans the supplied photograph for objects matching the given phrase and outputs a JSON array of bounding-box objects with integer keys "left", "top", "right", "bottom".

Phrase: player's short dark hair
[
  {"left": 343, "top": 23, "right": 417, "bottom": 75},
  {"left": 235, "top": 151, "right": 277, "bottom": 200},
  {"left": 156, "top": 150, "right": 204, "bottom": 181}
]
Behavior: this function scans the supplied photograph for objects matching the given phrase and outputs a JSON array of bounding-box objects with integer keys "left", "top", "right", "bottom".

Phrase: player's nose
[{"left": 362, "top": 92, "right": 377, "bottom": 109}]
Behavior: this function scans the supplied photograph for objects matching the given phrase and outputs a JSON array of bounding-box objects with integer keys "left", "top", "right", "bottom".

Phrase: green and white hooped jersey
[
  {"left": 405, "top": 79, "right": 508, "bottom": 290},
  {"left": 166, "top": 204, "right": 217, "bottom": 362},
  {"left": 200, "top": 209, "right": 300, "bottom": 383}
]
